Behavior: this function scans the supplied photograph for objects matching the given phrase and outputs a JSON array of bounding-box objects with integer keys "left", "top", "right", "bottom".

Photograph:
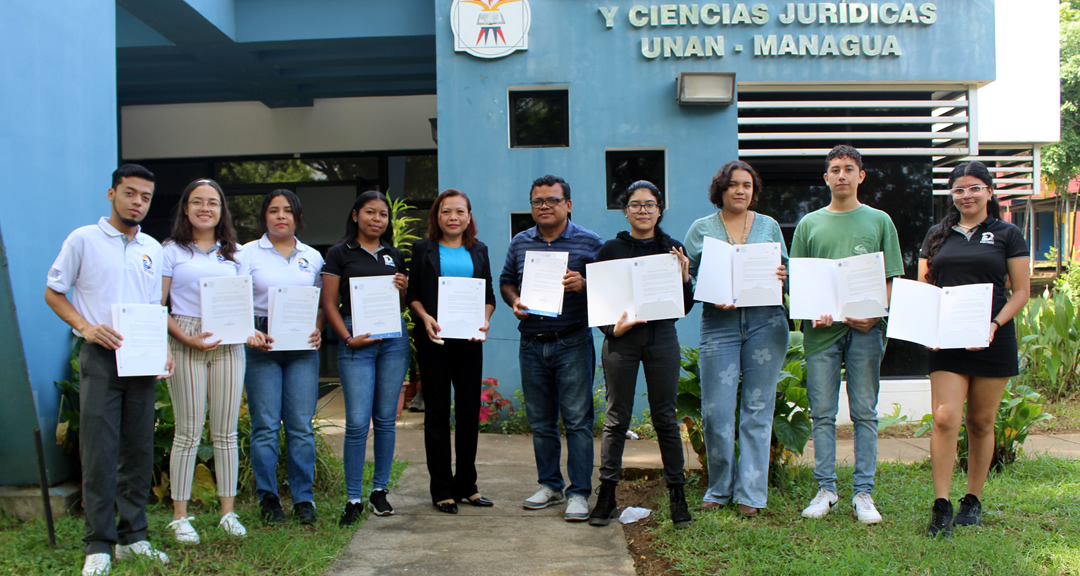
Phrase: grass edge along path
[
  {"left": 0, "top": 460, "right": 406, "bottom": 576},
  {"left": 643, "top": 456, "right": 1080, "bottom": 576}
]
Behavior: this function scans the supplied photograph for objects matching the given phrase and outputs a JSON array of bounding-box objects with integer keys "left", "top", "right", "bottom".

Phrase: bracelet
[{"left": 991, "top": 319, "right": 1001, "bottom": 328}]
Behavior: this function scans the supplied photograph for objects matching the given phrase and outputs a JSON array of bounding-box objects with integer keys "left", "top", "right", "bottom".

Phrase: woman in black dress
[{"left": 919, "top": 161, "right": 1030, "bottom": 537}]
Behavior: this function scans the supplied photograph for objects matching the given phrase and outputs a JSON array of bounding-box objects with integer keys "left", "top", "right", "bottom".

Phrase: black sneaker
[
  {"left": 927, "top": 498, "right": 953, "bottom": 538},
  {"left": 339, "top": 502, "right": 364, "bottom": 527},
  {"left": 260, "top": 495, "right": 286, "bottom": 524},
  {"left": 293, "top": 501, "right": 318, "bottom": 525},
  {"left": 954, "top": 493, "right": 982, "bottom": 527},
  {"left": 669, "top": 484, "right": 693, "bottom": 528},
  {"left": 588, "top": 480, "right": 619, "bottom": 527},
  {"left": 369, "top": 490, "right": 394, "bottom": 516}
]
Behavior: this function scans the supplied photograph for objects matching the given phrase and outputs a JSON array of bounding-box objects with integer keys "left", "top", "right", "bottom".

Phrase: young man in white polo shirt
[{"left": 45, "top": 164, "right": 175, "bottom": 576}]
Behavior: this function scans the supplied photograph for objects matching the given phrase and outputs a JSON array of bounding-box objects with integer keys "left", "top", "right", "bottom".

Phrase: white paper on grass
[
  {"left": 886, "top": 278, "right": 993, "bottom": 349},
  {"left": 199, "top": 275, "right": 255, "bottom": 345},
  {"left": 268, "top": 286, "right": 320, "bottom": 351},
  {"left": 789, "top": 253, "right": 889, "bottom": 320},
  {"left": 693, "top": 237, "right": 783, "bottom": 307},
  {"left": 519, "top": 251, "right": 568, "bottom": 317},
  {"left": 349, "top": 276, "right": 402, "bottom": 339},
  {"left": 112, "top": 304, "right": 168, "bottom": 377},
  {"left": 586, "top": 254, "right": 684, "bottom": 327},
  {"left": 436, "top": 277, "right": 487, "bottom": 340}
]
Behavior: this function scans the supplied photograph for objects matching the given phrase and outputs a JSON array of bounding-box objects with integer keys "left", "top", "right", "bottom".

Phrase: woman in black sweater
[{"left": 588, "top": 180, "right": 694, "bottom": 528}]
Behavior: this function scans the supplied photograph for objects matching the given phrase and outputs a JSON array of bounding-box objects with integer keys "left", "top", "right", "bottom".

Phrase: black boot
[
  {"left": 669, "top": 484, "right": 693, "bottom": 528},
  {"left": 588, "top": 480, "right": 619, "bottom": 526},
  {"left": 927, "top": 498, "right": 953, "bottom": 538},
  {"left": 954, "top": 493, "right": 982, "bottom": 527}
]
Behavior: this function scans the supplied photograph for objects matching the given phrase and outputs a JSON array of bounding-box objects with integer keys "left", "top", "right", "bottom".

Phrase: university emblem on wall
[{"left": 450, "top": 0, "right": 531, "bottom": 59}]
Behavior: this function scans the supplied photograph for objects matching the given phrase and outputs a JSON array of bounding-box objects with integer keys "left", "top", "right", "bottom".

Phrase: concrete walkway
[{"left": 316, "top": 388, "right": 1080, "bottom": 575}]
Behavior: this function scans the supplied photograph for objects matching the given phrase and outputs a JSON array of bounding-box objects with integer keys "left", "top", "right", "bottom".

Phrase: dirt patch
[{"left": 617, "top": 469, "right": 688, "bottom": 576}]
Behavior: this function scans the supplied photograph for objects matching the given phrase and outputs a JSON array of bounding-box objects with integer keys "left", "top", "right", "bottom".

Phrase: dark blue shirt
[{"left": 499, "top": 220, "right": 603, "bottom": 335}]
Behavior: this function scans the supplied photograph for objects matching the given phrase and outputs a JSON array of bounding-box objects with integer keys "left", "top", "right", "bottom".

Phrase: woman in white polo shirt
[
  {"left": 161, "top": 179, "right": 247, "bottom": 542},
  {"left": 239, "top": 189, "right": 325, "bottom": 526}
]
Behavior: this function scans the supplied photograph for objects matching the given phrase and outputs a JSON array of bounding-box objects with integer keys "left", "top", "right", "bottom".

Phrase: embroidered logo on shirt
[
  {"left": 980, "top": 232, "right": 995, "bottom": 245},
  {"left": 48, "top": 267, "right": 62, "bottom": 281},
  {"left": 216, "top": 252, "right": 227, "bottom": 263},
  {"left": 383, "top": 255, "right": 395, "bottom": 266},
  {"left": 853, "top": 244, "right": 868, "bottom": 255},
  {"left": 141, "top": 254, "right": 154, "bottom": 274},
  {"left": 297, "top": 257, "right": 313, "bottom": 273}
]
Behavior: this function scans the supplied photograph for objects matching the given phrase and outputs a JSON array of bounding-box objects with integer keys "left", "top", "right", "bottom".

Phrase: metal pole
[{"left": 32, "top": 428, "right": 57, "bottom": 548}]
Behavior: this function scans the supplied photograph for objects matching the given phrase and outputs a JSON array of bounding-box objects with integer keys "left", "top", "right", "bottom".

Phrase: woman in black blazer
[{"left": 406, "top": 189, "right": 497, "bottom": 514}]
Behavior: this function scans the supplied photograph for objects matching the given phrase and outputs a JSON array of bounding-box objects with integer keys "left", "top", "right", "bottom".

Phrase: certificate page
[
  {"left": 885, "top": 278, "right": 942, "bottom": 348},
  {"left": 693, "top": 236, "right": 734, "bottom": 306},
  {"left": 938, "top": 283, "right": 993, "bottom": 349},
  {"left": 630, "top": 253, "right": 685, "bottom": 322},
  {"left": 836, "top": 252, "right": 889, "bottom": 319},
  {"left": 519, "top": 251, "right": 568, "bottom": 317},
  {"left": 436, "top": 277, "right": 487, "bottom": 340},
  {"left": 732, "top": 242, "right": 783, "bottom": 307},
  {"left": 788, "top": 258, "right": 841, "bottom": 320},
  {"left": 586, "top": 259, "right": 634, "bottom": 327},
  {"left": 112, "top": 304, "right": 168, "bottom": 377},
  {"left": 349, "top": 276, "right": 403, "bottom": 339},
  {"left": 200, "top": 275, "right": 255, "bottom": 345},
  {"left": 268, "top": 286, "right": 320, "bottom": 351}
]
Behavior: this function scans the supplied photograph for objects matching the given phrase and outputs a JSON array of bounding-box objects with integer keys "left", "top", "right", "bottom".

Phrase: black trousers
[
  {"left": 599, "top": 321, "right": 685, "bottom": 486},
  {"left": 416, "top": 335, "right": 483, "bottom": 503},
  {"left": 78, "top": 342, "right": 157, "bottom": 555}
]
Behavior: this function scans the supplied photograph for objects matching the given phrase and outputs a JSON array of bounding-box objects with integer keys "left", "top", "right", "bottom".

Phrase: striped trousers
[{"left": 168, "top": 315, "right": 245, "bottom": 500}]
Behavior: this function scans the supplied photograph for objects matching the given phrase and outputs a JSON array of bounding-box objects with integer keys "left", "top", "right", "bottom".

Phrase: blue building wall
[
  {"left": 435, "top": 0, "right": 995, "bottom": 410},
  {"left": 0, "top": 1, "right": 119, "bottom": 485}
]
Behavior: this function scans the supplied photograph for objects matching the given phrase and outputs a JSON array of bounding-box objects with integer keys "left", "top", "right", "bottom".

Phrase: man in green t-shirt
[{"left": 790, "top": 145, "right": 904, "bottom": 525}]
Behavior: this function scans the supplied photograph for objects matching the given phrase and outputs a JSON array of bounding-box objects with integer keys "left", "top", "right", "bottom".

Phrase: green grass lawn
[
  {"left": 647, "top": 457, "right": 1080, "bottom": 576},
  {"left": 0, "top": 460, "right": 405, "bottom": 576}
]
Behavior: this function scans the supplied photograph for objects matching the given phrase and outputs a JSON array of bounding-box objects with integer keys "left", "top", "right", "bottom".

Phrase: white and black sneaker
[
  {"left": 523, "top": 485, "right": 566, "bottom": 510},
  {"left": 369, "top": 489, "right": 395, "bottom": 516},
  {"left": 801, "top": 489, "right": 839, "bottom": 519}
]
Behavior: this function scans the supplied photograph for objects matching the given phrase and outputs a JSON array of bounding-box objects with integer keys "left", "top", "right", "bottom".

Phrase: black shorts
[{"left": 927, "top": 321, "right": 1019, "bottom": 378}]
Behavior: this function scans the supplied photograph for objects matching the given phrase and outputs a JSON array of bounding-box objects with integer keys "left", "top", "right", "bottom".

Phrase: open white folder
[
  {"left": 693, "top": 236, "right": 783, "bottom": 307},
  {"left": 789, "top": 252, "right": 889, "bottom": 320},
  {"left": 886, "top": 278, "right": 993, "bottom": 349},
  {"left": 586, "top": 254, "right": 685, "bottom": 327}
]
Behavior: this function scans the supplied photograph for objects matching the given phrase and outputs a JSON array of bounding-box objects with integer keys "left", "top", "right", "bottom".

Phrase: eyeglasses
[
  {"left": 530, "top": 197, "right": 566, "bottom": 208},
  {"left": 189, "top": 199, "right": 222, "bottom": 209},
  {"left": 950, "top": 184, "right": 990, "bottom": 196},
  {"left": 626, "top": 202, "right": 659, "bottom": 213}
]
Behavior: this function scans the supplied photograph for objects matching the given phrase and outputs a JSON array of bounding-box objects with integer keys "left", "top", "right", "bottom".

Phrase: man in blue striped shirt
[{"left": 500, "top": 174, "right": 603, "bottom": 522}]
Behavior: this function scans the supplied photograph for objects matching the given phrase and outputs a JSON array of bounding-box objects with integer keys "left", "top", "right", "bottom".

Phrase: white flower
[
  {"left": 720, "top": 363, "right": 739, "bottom": 386},
  {"left": 753, "top": 348, "right": 772, "bottom": 365}
]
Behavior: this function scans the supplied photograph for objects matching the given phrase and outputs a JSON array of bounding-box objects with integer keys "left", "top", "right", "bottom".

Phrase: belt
[{"left": 524, "top": 325, "right": 586, "bottom": 343}]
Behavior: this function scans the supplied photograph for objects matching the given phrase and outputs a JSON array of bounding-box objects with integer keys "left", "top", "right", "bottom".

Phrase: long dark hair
[
  {"left": 924, "top": 161, "right": 1001, "bottom": 282},
  {"left": 169, "top": 178, "right": 238, "bottom": 262},
  {"left": 341, "top": 190, "right": 392, "bottom": 245},
  {"left": 618, "top": 180, "right": 675, "bottom": 249},
  {"left": 259, "top": 189, "right": 305, "bottom": 235},
  {"left": 428, "top": 189, "right": 478, "bottom": 248},
  {"left": 709, "top": 160, "right": 763, "bottom": 209}
]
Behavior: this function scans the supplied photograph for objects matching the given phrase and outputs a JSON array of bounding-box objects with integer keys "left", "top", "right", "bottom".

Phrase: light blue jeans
[
  {"left": 699, "top": 306, "right": 788, "bottom": 509},
  {"left": 805, "top": 324, "right": 884, "bottom": 495},
  {"left": 244, "top": 342, "right": 320, "bottom": 504},
  {"left": 518, "top": 327, "right": 595, "bottom": 499},
  {"left": 339, "top": 317, "right": 411, "bottom": 500}
]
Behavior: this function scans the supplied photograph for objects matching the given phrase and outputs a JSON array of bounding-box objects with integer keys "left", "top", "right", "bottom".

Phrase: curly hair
[
  {"left": 708, "top": 160, "right": 763, "bottom": 209},
  {"left": 923, "top": 161, "right": 1001, "bottom": 283}
]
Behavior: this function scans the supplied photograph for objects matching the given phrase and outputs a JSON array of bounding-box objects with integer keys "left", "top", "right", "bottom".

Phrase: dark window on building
[
  {"left": 606, "top": 150, "right": 666, "bottom": 210},
  {"left": 510, "top": 90, "right": 569, "bottom": 148},
  {"left": 509, "top": 212, "right": 534, "bottom": 241}
]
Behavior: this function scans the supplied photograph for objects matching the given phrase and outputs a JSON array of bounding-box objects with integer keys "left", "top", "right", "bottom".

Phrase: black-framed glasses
[
  {"left": 530, "top": 197, "right": 566, "bottom": 208},
  {"left": 626, "top": 202, "right": 659, "bottom": 213}
]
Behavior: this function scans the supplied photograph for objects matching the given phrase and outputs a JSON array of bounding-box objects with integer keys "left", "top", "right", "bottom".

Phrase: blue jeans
[
  {"left": 244, "top": 345, "right": 320, "bottom": 504},
  {"left": 698, "top": 306, "right": 788, "bottom": 509},
  {"left": 339, "top": 317, "right": 411, "bottom": 500},
  {"left": 805, "top": 324, "right": 884, "bottom": 495},
  {"left": 518, "top": 327, "right": 595, "bottom": 498}
]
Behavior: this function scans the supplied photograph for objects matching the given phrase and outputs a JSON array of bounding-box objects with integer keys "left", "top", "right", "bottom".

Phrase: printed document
[
  {"left": 693, "top": 236, "right": 782, "bottom": 307},
  {"left": 349, "top": 276, "right": 402, "bottom": 339},
  {"left": 587, "top": 254, "right": 685, "bottom": 326},
  {"left": 519, "top": 251, "right": 568, "bottom": 317},
  {"left": 789, "top": 252, "right": 889, "bottom": 320},
  {"left": 112, "top": 304, "right": 168, "bottom": 377},
  {"left": 436, "top": 277, "right": 487, "bottom": 340},
  {"left": 886, "top": 279, "right": 993, "bottom": 349},
  {"left": 268, "top": 286, "right": 320, "bottom": 351},
  {"left": 200, "top": 275, "right": 255, "bottom": 345}
]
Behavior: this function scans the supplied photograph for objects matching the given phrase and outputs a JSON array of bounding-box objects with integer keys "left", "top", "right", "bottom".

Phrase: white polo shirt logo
[
  {"left": 141, "top": 254, "right": 154, "bottom": 276},
  {"left": 216, "top": 252, "right": 227, "bottom": 263},
  {"left": 297, "top": 257, "right": 314, "bottom": 274}
]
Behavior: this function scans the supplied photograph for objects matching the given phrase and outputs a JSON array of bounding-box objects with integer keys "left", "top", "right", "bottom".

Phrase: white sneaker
[
  {"left": 115, "top": 541, "right": 170, "bottom": 564},
  {"left": 219, "top": 512, "right": 247, "bottom": 537},
  {"left": 852, "top": 492, "right": 883, "bottom": 524},
  {"left": 564, "top": 494, "right": 590, "bottom": 522},
  {"left": 167, "top": 516, "right": 200, "bottom": 543},
  {"left": 522, "top": 485, "right": 566, "bottom": 510},
  {"left": 82, "top": 553, "right": 111, "bottom": 576},
  {"left": 801, "top": 489, "right": 839, "bottom": 519}
]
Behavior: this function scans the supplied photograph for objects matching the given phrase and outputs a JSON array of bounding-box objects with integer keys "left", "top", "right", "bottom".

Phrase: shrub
[{"left": 1014, "top": 290, "right": 1080, "bottom": 399}]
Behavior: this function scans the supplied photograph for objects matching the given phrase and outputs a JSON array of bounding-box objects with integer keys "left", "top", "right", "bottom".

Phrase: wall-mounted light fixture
[{"left": 676, "top": 72, "right": 736, "bottom": 105}]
